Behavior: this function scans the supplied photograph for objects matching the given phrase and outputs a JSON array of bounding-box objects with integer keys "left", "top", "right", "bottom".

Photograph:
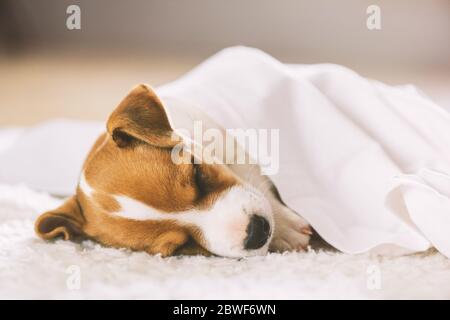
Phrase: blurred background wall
[{"left": 0, "top": 0, "right": 449, "bottom": 125}]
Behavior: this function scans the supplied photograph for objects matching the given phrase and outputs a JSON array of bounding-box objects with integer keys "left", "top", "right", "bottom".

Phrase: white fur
[
  {"left": 79, "top": 172, "right": 273, "bottom": 257},
  {"left": 114, "top": 186, "right": 273, "bottom": 258},
  {"left": 78, "top": 173, "right": 94, "bottom": 197}
]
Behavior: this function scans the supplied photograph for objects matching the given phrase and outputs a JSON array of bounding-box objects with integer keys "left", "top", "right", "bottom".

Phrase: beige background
[{"left": 0, "top": 0, "right": 449, "bottom": 125}]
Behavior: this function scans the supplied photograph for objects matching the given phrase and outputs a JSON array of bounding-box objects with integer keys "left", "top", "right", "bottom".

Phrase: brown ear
[
  {"left": 107, "top": 84, "right": 179, "bottom": 148},
  {"left": 35, "top": 196, "right": 85, "bottom": 241}
]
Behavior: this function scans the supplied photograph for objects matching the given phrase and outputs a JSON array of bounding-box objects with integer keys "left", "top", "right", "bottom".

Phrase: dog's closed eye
[{"left": 193, "top": 164, "right": 207, "bottom": 198}]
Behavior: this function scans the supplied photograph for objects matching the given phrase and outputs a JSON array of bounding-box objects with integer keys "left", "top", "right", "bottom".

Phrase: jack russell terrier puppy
[{"left": 34, "top": 84, "right": 313, "bottom": 258}]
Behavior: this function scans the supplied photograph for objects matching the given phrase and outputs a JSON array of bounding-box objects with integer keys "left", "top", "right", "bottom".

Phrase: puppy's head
[{"left": 35, "top": 84, "right": 273, "bottom": 258}]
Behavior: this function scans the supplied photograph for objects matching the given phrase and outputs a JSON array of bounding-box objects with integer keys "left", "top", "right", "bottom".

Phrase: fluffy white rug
[{"left": 1, "top": 183, "right": 449, "bottom": 300}]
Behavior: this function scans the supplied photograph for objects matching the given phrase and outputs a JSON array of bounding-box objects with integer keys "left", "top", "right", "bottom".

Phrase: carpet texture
[{"left": 1, "top": 184, "right": 449, "bottom": 299}]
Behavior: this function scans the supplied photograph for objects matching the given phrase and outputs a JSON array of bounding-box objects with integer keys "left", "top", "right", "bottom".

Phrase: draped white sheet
[
  {"left": 1, "top": 47, "right": 449, "bottom": 258},
  {"left": 158, "top": 47, "right": 450, "bottom": 258}
]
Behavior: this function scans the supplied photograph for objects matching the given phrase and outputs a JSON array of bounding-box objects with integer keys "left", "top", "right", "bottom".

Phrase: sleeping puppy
[{"left": 35, "top": 84, "right": 312, "bottom": 258}]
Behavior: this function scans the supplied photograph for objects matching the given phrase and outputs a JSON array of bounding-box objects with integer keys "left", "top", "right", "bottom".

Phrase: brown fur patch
[
  {"left": 35, "top": 84, "right": 241, "bottom": 256},
  {"left": 92, "top": 192, "right": 121, "bottom": 212}
]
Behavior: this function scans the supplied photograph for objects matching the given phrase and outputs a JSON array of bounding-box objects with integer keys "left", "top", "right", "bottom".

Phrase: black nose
[{"left": 244, "top": 215, "right": 271, "bottom": 250}]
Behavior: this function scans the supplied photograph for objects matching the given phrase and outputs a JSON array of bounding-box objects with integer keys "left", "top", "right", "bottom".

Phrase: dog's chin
[{"left": 207, "top": 242, "right": 271, "bottom": 258}]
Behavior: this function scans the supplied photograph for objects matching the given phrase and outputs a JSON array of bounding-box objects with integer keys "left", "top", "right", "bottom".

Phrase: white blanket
[{"left": 1, "top": 46, "right": 449, "bottom": 258}]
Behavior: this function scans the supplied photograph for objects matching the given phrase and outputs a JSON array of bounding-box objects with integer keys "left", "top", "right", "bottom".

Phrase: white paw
[{"left": 269, "top": 206, "right": 312, "bottom": 252}]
